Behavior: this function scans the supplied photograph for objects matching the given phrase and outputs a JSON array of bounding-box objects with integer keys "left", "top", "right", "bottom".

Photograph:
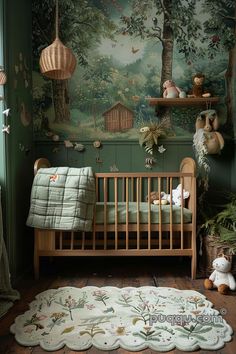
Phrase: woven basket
[
  {"left": 199, "top": 234, "right": 236, "bottom": 277},
  {"left": 39, "top": 37, "right": 76, "bottom": 80},
  {"left": 0, "top": 69, "right": 7, "bottom": 85},
  {"left": 39, "top": 0, "right": 76, "bottom": 80}
]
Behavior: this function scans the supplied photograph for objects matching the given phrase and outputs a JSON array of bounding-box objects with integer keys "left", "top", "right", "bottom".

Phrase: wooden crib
[{"left": 33, "top": 157, "right": 197, "bottom": 279}]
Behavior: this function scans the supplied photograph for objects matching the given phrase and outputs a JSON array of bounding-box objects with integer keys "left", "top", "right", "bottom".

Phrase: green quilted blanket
[{"left": 26, "top": 166, "right": 95, "bottom": 231}]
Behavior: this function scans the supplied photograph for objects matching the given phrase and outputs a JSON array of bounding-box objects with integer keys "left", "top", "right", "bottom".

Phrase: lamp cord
[{"left": 55, "top": 0, "right": 59, "bottom": 39}]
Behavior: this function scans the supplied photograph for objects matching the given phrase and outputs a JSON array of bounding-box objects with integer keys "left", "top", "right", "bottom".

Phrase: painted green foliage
[
  {"left": 32, "top": 0, "right": 235, "bottom": 140},
  {"left": 119, "top": 0, "right": 203, "bottom": 89},
  {"left": 201, "top": 0, "right": 236, "bottom": 129}
]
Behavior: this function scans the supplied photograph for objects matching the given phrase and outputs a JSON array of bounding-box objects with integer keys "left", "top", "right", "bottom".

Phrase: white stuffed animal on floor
[
  {"left": 161, "top": 184, "right": 190, "bottom": 206},
  {"left": 204, "top": 254, "right": 236, "bottom": 295}
]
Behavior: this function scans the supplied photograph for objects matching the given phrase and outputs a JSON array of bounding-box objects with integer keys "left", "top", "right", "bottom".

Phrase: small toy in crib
[
  {"left": 146, "top": 191, "right": 168, "bottom": 205},
  {"left": 160, "top": 184, "right": 190, "bottom": 206},
  {"left": 146, "top": 184, "right": 189, "bottom": 206}
]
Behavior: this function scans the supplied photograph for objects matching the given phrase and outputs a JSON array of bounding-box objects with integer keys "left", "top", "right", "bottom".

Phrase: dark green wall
[
  {"left": 3, "top": 0, "right": 34, "bottom": 282},
  {"left": 35, "top": 138, "right": 233, "bottom": 193},
  {"left": 0, "top": 0, "right": 6, "bottom": 184}
]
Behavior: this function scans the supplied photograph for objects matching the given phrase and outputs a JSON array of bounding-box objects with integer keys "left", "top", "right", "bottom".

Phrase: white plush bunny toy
[
  {"left": 160, "top": 184, "right": 189, "bottom": 206},
  {"left": 204, "top": 254, "right": 236, "bottom": 295},
  {"left": 171, "top": 184, "right": 190, "bottom": 206}
]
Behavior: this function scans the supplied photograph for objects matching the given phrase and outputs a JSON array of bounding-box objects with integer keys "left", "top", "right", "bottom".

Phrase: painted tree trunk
[
  {"left": 52, "top": 80, "right": 70, "bottom": 122},
  {"left": 158, "top": 0, "right": 174, "bottom": 127},
  {"left": 224, "top": 10, "right": 236, "bottom": 134},
  {"left": 160, "top": 0, "right": 174, "bottom": 91}
]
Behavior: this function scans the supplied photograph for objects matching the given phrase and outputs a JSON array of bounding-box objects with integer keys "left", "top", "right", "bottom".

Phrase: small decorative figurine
[
  {"left": 163, "top": 80, "right": 183, "bottom": 98},
  {"left": 188, "top": 73, "right": 211, "bottom": 98}
]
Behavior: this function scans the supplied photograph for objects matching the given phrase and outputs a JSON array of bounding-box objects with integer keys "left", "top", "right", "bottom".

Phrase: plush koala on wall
[
  {"left": 194, "top": 109, "right": 224, "bottom": 155},
  {"left": 195, "top": 109, "right": 219, "bottom": 132},
  {"left": 204, "top": 254, "right": 236, "bottom": 295}
]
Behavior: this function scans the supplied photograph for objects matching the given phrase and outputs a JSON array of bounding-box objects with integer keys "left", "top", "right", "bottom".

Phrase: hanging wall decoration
[
  {"left": 193, "top": 109, "right": 224, "bottom": 171},
  {"left": 1, "top": 100, "right": 11, "bottom": 136},
  {"left": 0, "top": 67, "right": 7, "bottom": 85},
  {"left": 139, "top": 120, "right": 169, "bottom": 155},
  {"left": 74, "top": 143, "right": 85, "bottom": 152},
  {"left": 2, "top": 108, "right": 10, "bottom": 117},
  {"left": 2, "top": 108, "right": 11, "bottom": 134},
  {"left": 2, "top": 124, "right": 10, "bottom": 134},
  {"left": 39, "top": 0, "right": 76, "bottom": 80},
  {"left": 20, "top": 102, "right": 31, "bottom": 126},
  {"left": 110, "top": 164, "right": 119, "bottom": 172},
  {"left": 93, "top": 140, "right": 103, "bottom": 164}
]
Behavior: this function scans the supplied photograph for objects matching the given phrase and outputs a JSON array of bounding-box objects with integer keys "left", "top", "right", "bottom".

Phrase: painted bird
[{"left": 132, "top": 46, "right": 140, "bottom": 54}]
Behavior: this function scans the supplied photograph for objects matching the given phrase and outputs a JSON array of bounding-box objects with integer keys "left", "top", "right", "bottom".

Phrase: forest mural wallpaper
[{"left": 32, "top": 0, "right": 236, "bottom": 141}]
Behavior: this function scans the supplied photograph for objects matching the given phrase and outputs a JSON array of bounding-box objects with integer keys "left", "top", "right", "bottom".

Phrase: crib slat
[
  {"left": 104, "top": 177, "right": 108, "bottom": 250},
  {"left": 169, "top": 177, "right": 173, "bottom": 250},
  {"left": 115, "top": 177, "right": 118, "bottom": 250},
  {"left": 96, "top": 177, "right": 99, "bottom": 201},
  {"left": 71, "top": 231, "right": 74, "bottom": 250},
  {"left": 140, "top": 178, "right": 142, "bottom": 202},
  {"left": 148, "top": 177, "right": 151, "bottom": 249},
  {"left": 93, "top": 177, "right": 98, "bottom": 250},
  {"left": 166, "top": 177, "right": 169, "bottom": 195},
  {"left": 93, "top": 205, "right": 96, "bottom": 250},
  {"left": 122, "top": 177, "right": 125, "bottom": 202},
  {"left": 180, "top": 176, "right": 184, "bottom": 249},
  {"left": 158, "top": 177, "right": 162, "bottom": 249},
  {"left": 82, "top": 232, "right": 85, "bottom": 250},
  {"left": 131, "top": 177, "right": 134, "bottom": 201},
  {"left": 59, "top": 232, "right": 62, "bottom": 250},
  {"left": 126, "top": 177, "right": 129, "bottom": 250},
  {"left": 136, "top": 177, "right": 140, "bottom": 249}
]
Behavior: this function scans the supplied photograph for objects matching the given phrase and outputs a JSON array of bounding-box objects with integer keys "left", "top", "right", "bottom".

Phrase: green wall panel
[
  {"left": 3, "top": 0, "right": 34, "bottom": 282},
  {"left": 35, "top": 140, "right": 232, "bottom": 195},
  {"left": 35, "top": 141, "right": 181, "bottom": 173}
]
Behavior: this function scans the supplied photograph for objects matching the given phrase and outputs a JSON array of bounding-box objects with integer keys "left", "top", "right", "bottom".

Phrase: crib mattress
[{"left": 95, "top": 202, "right": 192, "bottom": 224}]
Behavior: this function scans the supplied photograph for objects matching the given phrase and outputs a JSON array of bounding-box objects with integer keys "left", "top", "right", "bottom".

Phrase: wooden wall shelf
[{"left": 147, "top": 97, "right": 220, "bottom": 107}]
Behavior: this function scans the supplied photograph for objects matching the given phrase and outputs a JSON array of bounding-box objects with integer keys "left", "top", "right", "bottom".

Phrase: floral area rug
[{"left": 10, "top": 286, "right": 232, "bottom": 352}]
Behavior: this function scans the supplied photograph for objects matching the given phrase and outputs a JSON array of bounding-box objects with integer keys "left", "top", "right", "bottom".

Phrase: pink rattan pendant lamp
[{"left": 39, "top": 0, "right": 76, "bottom": 80}]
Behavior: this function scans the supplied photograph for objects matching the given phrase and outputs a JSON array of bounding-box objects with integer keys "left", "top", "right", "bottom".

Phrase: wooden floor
[{"left": 0, "top": 256, "right": 235, "bottom": 354}]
